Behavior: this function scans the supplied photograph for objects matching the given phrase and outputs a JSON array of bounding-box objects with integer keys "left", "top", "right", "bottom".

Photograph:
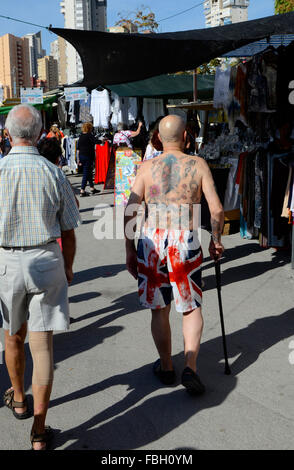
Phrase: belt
[{"left": 0, "top": 241, "right": 57, "bottom": 250}]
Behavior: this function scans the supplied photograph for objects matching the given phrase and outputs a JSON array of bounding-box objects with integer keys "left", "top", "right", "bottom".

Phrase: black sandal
[
  {"left": 153, "top": 359, "right": 176, "bottom": 385},
  {"left": 3, "top": 388, "right": 31, "bottom": 420},
  {"left": 30, "top": 426, "right": 53, "bottom": 451},
  {"left": 90, "top": 188, "right": 100, "bottom": 195},
  {"left": 181, "top": 367, "right": 206, "bottom": 395}
]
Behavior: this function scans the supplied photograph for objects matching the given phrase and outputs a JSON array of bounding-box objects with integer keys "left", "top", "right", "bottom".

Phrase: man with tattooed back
[{"left": 124, "top": 115, "right": 224, "bottom": 394}]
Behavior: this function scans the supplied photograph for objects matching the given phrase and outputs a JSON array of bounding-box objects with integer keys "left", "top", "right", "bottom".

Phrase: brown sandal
[
  {"left": 30, "top": 426, "right": 53, "bottom": 451},
  {"left": 3, "top": 388, "right": 31, "bottom": 420}
]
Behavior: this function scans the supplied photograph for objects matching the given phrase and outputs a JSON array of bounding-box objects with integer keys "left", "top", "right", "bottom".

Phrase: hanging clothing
[
  {"left": 57, "top": 96, "right": 67, "bottom": 129},
  {"left": 128, "top": 98, "right": 138, "bottom": 124},
  {"left": 223, "top": 157, "right": 240, "bottom": 212},
  {"left": 63, "top": 136, "right": 78, "bottom": 172},
  {"left": 94, "top": 141, "right": 111, "bottom": 184},
  {"left": 142, "top": 99, "right": 165, "bottom": 130},
  {"left": 213, "top": 66, "right": 231, "bottom": 110},
  {"left": 225, "top": 66, "right": 240, "bottom": 132},
  {"left": 90, "top": 89, "right": 111, "bottom": 128},
  {"left": 68, "top": 101, "right": 75, "bottom": 124},
  {"left": 79, "top": 95, "right": 92, "bottom": 123},
  {"left": 261, "top": 49, "right": 278, "bottom": 110},
  {"left": 234, "top": 63, "right": 248, "bottom": 126},
  {"left": 111, "top": 93, "right": 129, "bottom": 129}
]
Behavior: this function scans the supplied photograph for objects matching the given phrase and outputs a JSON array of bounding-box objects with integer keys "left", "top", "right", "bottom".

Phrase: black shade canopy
[{"left": 50, "top": 12, "right": 294, "bottom": 89}]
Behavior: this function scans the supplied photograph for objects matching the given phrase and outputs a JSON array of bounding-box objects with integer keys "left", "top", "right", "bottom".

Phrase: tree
[
  {"left": 275, "top": 0, "right": 294, "bottom": 14},
  {"left": 115, "top": 5, "right": 159, "bottom": 33},
  {"left": 197, "top": 58, "right": 222, "bottom": 75}
]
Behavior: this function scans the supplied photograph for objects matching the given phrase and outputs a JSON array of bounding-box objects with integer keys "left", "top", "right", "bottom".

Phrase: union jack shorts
[{"left": 137, "top": 228, "right": 203, "bottom": 312}]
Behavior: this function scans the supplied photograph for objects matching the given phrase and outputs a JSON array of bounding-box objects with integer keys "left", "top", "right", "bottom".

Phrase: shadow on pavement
[
  {"left": 52, "top": 350, "right": 237, "bottom": 450},
  {"left": 203, "top": 251, "right": 289, "bottom": 291},
  {"left": 79, "top": 207, "right": 95, "bottom": 214},
  {"left": 72, "top": 264, "right": 126, "bottom": 286},
  {"left": 49, "top": 307, "right": 294, "bottom": 450},
  {"left": 69, "top": 292, "right": 102, "bottom": 303},
  {"left": 70, "top": 291, "right": 140, "bottom": 324}
]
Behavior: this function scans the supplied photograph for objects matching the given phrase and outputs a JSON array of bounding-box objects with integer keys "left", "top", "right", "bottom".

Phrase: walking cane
[{"left": 214, "top": 259, "right": 231, "bottom": 375}]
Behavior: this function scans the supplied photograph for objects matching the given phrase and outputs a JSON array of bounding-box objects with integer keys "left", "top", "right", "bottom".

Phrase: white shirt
[{"left": 90, "top": 89, "right": 111, "bottom": 128}]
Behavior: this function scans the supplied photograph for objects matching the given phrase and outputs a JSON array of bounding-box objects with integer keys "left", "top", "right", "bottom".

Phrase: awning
[
  {"left": 108, "top": 74, "right": 215, "bottom": 99},
  {"left": 0, "top": 95, "right": 58, "bottom": 115},
  {"left": 50, "top": 12, "right": 294, "bottom": 88}
]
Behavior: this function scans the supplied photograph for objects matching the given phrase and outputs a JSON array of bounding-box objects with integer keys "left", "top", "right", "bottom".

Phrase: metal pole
[{"left": 193, "top": 69, "right": 198, "bottom": 102}]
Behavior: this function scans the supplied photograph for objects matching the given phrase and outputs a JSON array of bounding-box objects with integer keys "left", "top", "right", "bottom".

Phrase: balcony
[{"left": 223, "top": 0, "right": 249, "bottom": 7}]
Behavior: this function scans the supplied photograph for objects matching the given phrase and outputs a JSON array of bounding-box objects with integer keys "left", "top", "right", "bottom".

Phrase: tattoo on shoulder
[
  {"left": 184, "top": 159, "right": 197, "bottom": 178},
  {"left": 151, "top": 153, "right": 181, "bottom": 195}
]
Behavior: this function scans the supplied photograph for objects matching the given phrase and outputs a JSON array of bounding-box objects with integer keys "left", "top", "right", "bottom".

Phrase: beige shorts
[{"left": 0, "top": 242, "right": 70, "bottom": 335}]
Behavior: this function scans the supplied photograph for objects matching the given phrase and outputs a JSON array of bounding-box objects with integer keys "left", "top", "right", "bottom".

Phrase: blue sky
[{"left": 0, "top": 0, "right": 275, "bottom": 54}]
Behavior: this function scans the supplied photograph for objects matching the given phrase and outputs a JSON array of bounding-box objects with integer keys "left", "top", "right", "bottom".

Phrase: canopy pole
[
  {"left": 193, "top": 69, "right": 198, "bottom": 102},
  {"left": 42, "top": 109, "right": 47, "bottom": 131}
]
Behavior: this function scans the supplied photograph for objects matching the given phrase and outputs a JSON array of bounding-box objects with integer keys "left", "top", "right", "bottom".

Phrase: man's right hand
[
  {"left": 126, "top": 246, "right": 138, "bottom": 280},
  {"left": 209, "top": 238, "right": 224, "bottom": 261},
  {"left": 65, "top": 267, "right": 74, "bottom": 285}
]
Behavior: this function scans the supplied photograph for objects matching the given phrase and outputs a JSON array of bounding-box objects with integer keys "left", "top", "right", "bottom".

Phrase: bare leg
[
  {"left": 31, "top": 383, "right": 53, "bottom": 450},
  {"left": 151, "top": 304, "right": 173, "bottom": 370},
  {"left": 182, "top": 307, "right": 203, "bottom": 373},
  {"left": 29, "top": 331, "right": 54, "bottom": 450},
  {"left": 4, "top": 322, "right": 27, "bottom": 414}
]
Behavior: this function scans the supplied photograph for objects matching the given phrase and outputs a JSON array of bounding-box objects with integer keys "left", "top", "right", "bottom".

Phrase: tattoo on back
[{"left": 148, "top": 154, "right": 201, "bottom": 206}]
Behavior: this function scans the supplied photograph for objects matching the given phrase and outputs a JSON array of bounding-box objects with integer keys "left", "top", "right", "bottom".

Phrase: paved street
[{"left": 1, "top": 174, "right": 294, "bottom": 450}]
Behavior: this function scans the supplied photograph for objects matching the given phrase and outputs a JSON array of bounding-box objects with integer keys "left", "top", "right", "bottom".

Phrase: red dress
[{"left": 94, "top": 141, "right": 111, "bottom": 184}]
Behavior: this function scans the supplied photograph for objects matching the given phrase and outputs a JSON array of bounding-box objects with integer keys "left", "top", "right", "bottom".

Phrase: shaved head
[{"left": 159, "top": 115, "right": 186, "bottom": 144}]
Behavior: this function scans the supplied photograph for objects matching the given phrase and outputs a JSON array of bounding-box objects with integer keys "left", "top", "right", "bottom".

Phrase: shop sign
[
  {"left": 20, "top": 87, "right": 43, "bottom": 104},
  {"left": 64, "top": 87, "right": 88, "bottom": 102}
]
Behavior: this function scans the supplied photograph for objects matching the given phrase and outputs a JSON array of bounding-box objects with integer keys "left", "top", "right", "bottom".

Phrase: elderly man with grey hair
[{"left": 0, "top": 104, "right": 81, "bottom": 450}]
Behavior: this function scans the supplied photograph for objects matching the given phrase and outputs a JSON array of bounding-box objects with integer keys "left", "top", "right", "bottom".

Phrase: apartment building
[
  {"left": 204, "top": 0, "right": 249, "bottom": 28},
  {"left": 0, "top": 33, "right": 31, "bottom": 99},
  {"left": 50, "top": 36, "right": 67, "bottom": 85},
  {"left": 23, "top": 31, "right": 46, "bottom": 80},
  {"left": 60, "top": 0, "right": 107, "bottom": 84},
  {"left": 37, "top": 55, "right": 59, "bottom": 92}
]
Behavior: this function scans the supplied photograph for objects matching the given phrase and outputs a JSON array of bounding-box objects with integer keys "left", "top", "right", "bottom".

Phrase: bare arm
[
  {"left": 124, "top": 169, "right": 145, "bottom": 278},
  {"left": 61, "top": 229, "right": 76, "bottom": 284},
  {"left": 130, "top": 121, "right": 143, "bottom": 138},
  {"left": 201, "top": 160, "right": 225, "bottom": 260}
]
